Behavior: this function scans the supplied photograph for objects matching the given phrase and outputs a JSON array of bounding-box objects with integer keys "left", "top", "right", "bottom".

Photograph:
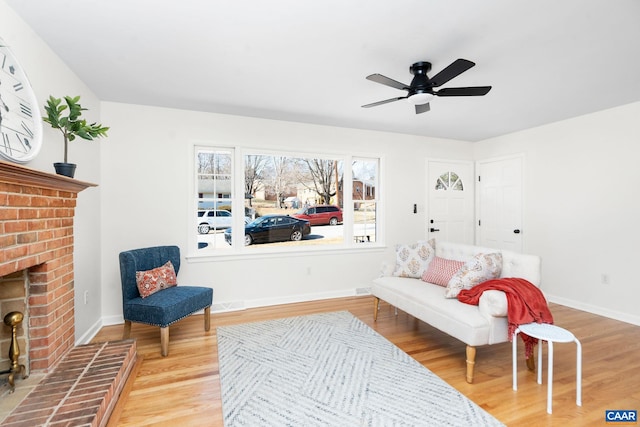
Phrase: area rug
[{"left": 217, "top": 311, "right": 504, "bottom": 426}]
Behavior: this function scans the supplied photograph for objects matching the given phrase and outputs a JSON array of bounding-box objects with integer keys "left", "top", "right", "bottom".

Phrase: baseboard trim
[
  {"left": 101, "top": 314, "right": 125, "bottom": 327},
  {"left": 212, "top": 301, "right": 245, "bottom": 312},
  {"left": 243, "top": 288, "right": 361, "bottom": 311},
  {"left": 75, "top": 318, "right": 105, "bottom": 345},
  {"left": 547, "top": 294, "right": 640, "bottom": 326}
]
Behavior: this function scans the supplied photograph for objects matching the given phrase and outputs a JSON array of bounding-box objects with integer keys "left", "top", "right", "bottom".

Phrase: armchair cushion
[{"left": 123, "top": 285, "right": 213, "bottom": 327}]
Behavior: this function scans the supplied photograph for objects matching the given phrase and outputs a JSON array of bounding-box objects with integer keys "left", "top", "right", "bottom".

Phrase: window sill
[{"left": 185, "top": 243, "right": 386, "bottom": 263}]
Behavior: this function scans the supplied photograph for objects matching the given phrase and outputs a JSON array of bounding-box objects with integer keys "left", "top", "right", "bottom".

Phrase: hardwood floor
[{"left": 91, "top": 297, "right": 640, "bottom": 427}]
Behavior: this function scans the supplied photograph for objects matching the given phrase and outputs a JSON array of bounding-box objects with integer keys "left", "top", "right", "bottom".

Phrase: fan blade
[
  {"left": 435, "top": 86, "right": 492, "bottom": 96},
  {"left": 415, "top": 103, "right": 430, "bottom": 114},
  {"left": 362, "top": 96, "right": 407, "bottom": 108},
  {"left": 429, "top": 59, "right": 475, "bottom": 87},
  {"left": 366, "top": 74, "right": 409, "bottom": 91}
]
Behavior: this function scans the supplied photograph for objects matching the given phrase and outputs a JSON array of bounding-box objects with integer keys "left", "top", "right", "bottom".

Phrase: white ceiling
[{"left": 6, "top": 0, "right": 640, "bottom": 141}]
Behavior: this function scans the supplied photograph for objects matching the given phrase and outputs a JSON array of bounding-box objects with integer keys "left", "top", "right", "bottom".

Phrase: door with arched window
[{"left": 427, "top": 160, "right": 474, "bottom": 244}]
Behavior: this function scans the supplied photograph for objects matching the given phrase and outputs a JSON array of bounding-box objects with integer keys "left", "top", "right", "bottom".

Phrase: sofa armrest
[{"left": 479, "top": 290, "right": 508, "bottom": 317}]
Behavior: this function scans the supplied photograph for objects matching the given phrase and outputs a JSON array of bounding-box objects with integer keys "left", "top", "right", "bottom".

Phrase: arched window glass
[{"left": 435, "top": 171, "right": 464, "bottom": 191}]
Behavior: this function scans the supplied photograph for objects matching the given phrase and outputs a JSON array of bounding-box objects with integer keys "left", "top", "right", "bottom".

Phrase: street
[{"left": 197, "top": 222, "right": 376, "bottom": 249}]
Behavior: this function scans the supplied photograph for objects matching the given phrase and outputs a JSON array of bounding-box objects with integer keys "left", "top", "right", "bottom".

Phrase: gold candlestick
[{"left": 3, "top": 311, "right": 28, "bottom": 392}]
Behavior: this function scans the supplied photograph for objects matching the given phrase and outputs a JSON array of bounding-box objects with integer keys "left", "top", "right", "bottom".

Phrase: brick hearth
[{"left": 0, "top": 340, "right": 136, "bottom": 427}]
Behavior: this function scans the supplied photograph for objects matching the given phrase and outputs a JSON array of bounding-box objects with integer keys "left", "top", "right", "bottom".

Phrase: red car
[{"left": 293, "top": 205, "right": 343, "bottom": 226}]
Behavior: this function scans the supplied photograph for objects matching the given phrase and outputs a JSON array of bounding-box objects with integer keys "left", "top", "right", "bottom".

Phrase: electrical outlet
[{"left": 84, "top": 290, "right": 89, "bottom": 304}]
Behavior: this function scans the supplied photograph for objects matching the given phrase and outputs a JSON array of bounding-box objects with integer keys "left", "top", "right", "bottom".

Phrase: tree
[
  {"left": 197, "top": 150, "right": 231, "bottom": 176},
  {"left": 244, "top": 155, "right": 268, "bottom": 206},
  {"left": 304, "top": 159, "right": 337, "bottom": 205},
  {"left": 271, "top": 156, "right": 292, "bottom": 208}
]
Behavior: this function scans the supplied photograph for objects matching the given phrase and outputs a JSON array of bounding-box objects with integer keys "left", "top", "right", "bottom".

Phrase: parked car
[
  {"left": 293, "top": 205, "right": 343, "bottom": 226},
  {"left": 197, "top": 209, "right": 233, "bottom": 234},
  {"left": 224, "top": 215, "right": 311, "bottom": 246}
]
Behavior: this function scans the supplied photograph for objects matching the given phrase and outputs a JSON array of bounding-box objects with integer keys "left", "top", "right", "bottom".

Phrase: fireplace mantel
[{"left": 0, "top": 160, "right": 96, "bottom": 192}]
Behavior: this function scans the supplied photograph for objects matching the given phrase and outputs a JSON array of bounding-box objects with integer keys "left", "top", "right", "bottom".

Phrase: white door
[
  {"left": 477, "top": 155, "right": 523, "bottom": 252},
  {"left": 427, "top": 160, "right": 474, "bottom": 244}
]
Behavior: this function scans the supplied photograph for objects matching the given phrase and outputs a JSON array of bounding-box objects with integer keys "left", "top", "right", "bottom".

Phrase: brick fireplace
[
  {"left": 0, "top": 161, "right": 139, "bottom": 426},
  {"left": 0, "top": 160, "right": 95, "bottom": 374}
]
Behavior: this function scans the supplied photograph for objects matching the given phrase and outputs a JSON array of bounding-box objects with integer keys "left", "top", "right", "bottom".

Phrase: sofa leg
[
  {"left": 123, "top": 320, "right": 132, "bottom": 339},
  {"left": 373, "top": 297, "right": 380, "bottom": 321},
  {"left": 160, "top": 326, "right": 169, "bottom": 357},
  {"left": 466, "top": 345, "right": 476, "bottom": 383},
  {"left": 204, "top": 306, "right": 211, "bottom": 331}
]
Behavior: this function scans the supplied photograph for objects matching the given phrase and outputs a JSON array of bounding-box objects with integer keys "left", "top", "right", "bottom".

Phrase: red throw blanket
[{"left": 457, "top": 277, "right": 553, "bottom": 358}]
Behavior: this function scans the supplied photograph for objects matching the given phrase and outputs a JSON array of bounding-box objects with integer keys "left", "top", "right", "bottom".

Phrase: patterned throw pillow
[
  {"left": 135, "top": 261, "right": 178, "bottom": 298},
  {"left": 421, "top": 256, "right": 465, "bottom": 287},
  {"left": 444, "top": 252, "right": 503, "bottom": 298},
  {"left": 392, "top": 240, "right": 435, "bottom": 278}
]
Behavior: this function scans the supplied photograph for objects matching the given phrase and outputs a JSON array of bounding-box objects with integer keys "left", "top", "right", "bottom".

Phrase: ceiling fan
[{"left": 362, "top": 59, "right": 492, "bottom": 114}]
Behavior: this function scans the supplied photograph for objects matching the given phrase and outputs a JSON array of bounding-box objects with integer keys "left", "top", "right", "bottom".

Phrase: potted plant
[{"left": 43, "top": 95, "right": 109, "bottom": 178}]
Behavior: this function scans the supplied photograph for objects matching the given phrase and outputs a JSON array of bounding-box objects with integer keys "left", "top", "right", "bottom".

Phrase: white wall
[
  {"left": 1, "top": 0, "right": 103, "bottom": 343},
  {"left": 474, "top": 102, "right": 640, "bottom": 325},
  {"left": 99, "top": 101, "right": 472, "bottom": 322}
]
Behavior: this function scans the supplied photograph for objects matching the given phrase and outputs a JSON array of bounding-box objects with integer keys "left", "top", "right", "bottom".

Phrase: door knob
[
  {"left": 513, "top": 229, "right": 521, "bottom": 234},
  {"left": 430, "top": 228, "right": 440, "bottom": 232}
]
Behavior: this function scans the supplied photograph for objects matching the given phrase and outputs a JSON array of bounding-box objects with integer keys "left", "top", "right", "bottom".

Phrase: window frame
[
  {"left": 188, "top": 143, "right": 385, "bottom": 260},
  {"left": 351, "top": 157, "right": 380, "bottom": 245}
]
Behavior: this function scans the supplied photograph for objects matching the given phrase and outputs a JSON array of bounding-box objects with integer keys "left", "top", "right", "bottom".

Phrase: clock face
[{"left": 0, "top": 38, "right": 43, "bottom": 163}]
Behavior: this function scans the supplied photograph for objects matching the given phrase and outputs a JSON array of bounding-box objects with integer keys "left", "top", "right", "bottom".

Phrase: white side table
[{"left": 512, "top": 323, "right": 582, "bottom": 414}]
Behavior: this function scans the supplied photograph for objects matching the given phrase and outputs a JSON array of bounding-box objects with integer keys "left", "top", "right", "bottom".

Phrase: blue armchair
[{"left": 119, "top": 245, "right": 213, "bottom": 356}]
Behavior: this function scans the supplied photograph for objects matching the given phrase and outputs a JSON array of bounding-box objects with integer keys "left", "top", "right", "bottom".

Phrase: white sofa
[{"left": 372, "top": 241, "right": 541, "bottom": 383}]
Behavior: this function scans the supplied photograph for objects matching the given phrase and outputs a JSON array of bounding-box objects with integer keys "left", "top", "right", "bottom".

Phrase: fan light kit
[
  {"left": 408, "top": 93, "right": 434, "bottom": 105},
  {"left": 362, "top": 59, "right": 492, "bottom": 114}
]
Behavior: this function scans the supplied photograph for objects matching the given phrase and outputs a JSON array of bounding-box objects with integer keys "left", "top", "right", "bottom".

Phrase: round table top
[{"left": 518, "top": 323, "right": 576, "bottom": 342}]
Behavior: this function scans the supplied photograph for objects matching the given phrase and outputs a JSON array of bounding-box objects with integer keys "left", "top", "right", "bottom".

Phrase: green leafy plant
[{"left": 43, "top": 95, "right": 109, "bottom": 163}]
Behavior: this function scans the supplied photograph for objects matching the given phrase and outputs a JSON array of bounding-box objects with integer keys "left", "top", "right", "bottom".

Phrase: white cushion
[
  {"left": 372, "top": 276, "right": 500, "bottom": 346},
  {"left": 478, "top": 290, "right": 508, "bottom": 317}
]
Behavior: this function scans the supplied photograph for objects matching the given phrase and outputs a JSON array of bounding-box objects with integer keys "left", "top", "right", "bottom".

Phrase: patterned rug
[{"left": 217, "top": 311, "right": 504, "bottom": 427}]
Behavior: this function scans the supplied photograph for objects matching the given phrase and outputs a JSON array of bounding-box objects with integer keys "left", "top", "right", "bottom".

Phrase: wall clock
[{"left": 0, "top": 37, "right": 42, "bottom": 163}]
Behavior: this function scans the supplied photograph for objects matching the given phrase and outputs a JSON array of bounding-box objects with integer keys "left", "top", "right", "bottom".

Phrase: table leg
[
  {"left": 512, "top": 329, "right": 519, "bottom": 391},
  {"left": 547, "top": 341, "right": 554, "bottom": 414},
  {"left": 576, "top": 338, "right": 582, "bottom": 406},
  {"left": 537, "top": 338, "right": 543, "bottom": 384}
]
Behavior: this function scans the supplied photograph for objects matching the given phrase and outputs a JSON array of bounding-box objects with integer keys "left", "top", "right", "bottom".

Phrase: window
[
  {"left": 196, "top": 148, "right": 234, "bottom": 252},
  {"left": 352, "top": 158, "right": 378, "bottom": 243},
  {"left": 193, "top": 146, "right": 381, "bottom": 254},
  {"left": 435, "top": 171, "right": 463, "bottom": 191}
]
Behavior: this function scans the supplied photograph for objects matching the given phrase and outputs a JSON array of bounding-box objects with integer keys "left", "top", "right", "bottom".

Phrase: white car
[{"left": 197, "top": 210, "right": 233, "bottom": 234}]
